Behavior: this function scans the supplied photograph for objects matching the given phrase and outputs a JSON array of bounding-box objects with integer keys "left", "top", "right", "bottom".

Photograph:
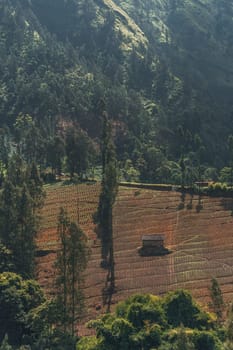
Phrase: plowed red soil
[{"left": 36, "top": 183, "right": 233, "bottom": 327}]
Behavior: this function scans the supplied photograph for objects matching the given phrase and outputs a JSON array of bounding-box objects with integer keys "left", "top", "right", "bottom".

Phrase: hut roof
[{"left": 142, "top": 234, "right": 165, "bottom": 241}]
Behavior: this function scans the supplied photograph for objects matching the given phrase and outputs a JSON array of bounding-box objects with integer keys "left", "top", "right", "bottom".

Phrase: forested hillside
[
  {"left": 1, "top": 2, "right": 233, "bottom": 348},
  {"left": 1, "top": 0, "right": 233, "bottom": 182}
]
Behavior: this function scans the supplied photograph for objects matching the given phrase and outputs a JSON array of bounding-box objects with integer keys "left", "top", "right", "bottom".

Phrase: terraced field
[
  {"left": 36, "top": 182, "right": 101, "bottom": 296},
  {"left": 36, "top": 182, "right": 233, "bottom": 326},
  {"left": 113, "top": 188, "right": 233, "bottom": 307}
]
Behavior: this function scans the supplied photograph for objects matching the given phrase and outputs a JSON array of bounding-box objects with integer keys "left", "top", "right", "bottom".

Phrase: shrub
[
  {"left": 163, "top": 290, "right": 212, "bottom": 329},
  {"left": 193, "top": 330, "right": 222, "bottom": 350},
  {"left": 116, "top": 294, "right": 166, "bottom": 328}
]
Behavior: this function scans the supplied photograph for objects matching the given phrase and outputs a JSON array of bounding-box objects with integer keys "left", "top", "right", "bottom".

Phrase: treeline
[
  {"left": 0, "top": 114, "right": 98, "bottom": 183},
  {"left": 1, "top": 113, "right": 233, "bottom": 189}
]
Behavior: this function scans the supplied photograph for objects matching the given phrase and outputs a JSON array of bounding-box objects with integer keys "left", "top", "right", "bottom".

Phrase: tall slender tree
[
  {"left": 0, "top": 156, "right": 44, "bottom": 277},
  {"left": 210, "top": 278, "right": 224, "bottom": 323},
  {"left": 97, "top": 111, "right": 118, "bottom": 290},
  {"left": 55, "top": 208, "right": 89, "bottom": 335},
  {"left": 68, "top": 222, "right": 89, "bottom": 335},
  {"left": 56, "top": 208, "right": 70, "bottom": 332}
]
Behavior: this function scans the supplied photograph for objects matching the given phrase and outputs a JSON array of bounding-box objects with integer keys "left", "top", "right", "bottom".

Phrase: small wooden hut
[
  {"left": 139, "top": 234, "right": 169, "bottom": 256},
  {"left": 142, "top": 234, "right": 165, "bottom": 248}
]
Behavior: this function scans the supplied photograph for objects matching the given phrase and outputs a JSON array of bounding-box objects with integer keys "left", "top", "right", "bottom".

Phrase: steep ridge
[
  {"left": 31, "top": 0, "right": 148, "bottom": 52},
  {"left": 36, "top": 183, "right": 233, "bottom": 327},
  {"left": 99, "top": 0, "right": 148, "bottom": 50},
  {"left": 117, "top": 0, "right": 233, "bottom": 95}
]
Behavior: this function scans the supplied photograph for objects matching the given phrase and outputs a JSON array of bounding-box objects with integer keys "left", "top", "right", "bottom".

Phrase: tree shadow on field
[
  {"left": 186, "top": 193, "right": 194, "bottom": 210},
  {"left": 101, "top": 262, "right": 115, "bottom": 313},
  {"left": 196, "top": 194, "right": 203, "bottom": 213},
  {"left": 177, "top": 192, "right": 185, "bottom": 210},
  {"left": 100, "top": 239, "right": 115, "bottom": 313},
  {"left": 221, "top": 198, "right": 233, "bottom": 216}
]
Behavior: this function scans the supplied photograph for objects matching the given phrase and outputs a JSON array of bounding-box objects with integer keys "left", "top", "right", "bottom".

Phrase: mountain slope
[
  {"left": 116, "top": 0, "right": 233, "bottom": 157},
  {"left": 0, "top": 0, "right": 233, "bottom": 172},
  {"left": 31, "top": 0, "right": 148, "bottom": 52}
]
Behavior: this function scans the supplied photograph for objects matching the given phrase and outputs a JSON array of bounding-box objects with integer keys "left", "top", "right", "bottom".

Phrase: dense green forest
[{"left": 0, "top": 0, "right": 233, "bottom": 184}]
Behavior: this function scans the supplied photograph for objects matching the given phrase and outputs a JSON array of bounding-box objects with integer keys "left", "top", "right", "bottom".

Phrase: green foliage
[
  {"left": 0, "top": 127, "right": 10, "bottom": 167},
  {"left": 133, "top": 323, "right": 162, "bottom": 350},
  {"left": 225, "top": 303, "right": 233, "bottom": 346},
  {"left": 209, "top": 278, "right": 224, "bottom": 322},
  {"left": 76, "top": 336, "right": 102, "bottom": 350},
  {"left": 116, "top": 294, "right": 166, "bottom": 329},
  {"left": 204, "top": 168, "right": 219, "bottom": 182},
  {"left": 0, "top": 272, "right": 45, "bottom": 347},
  {"left": 34, "top": 328, "right": 76, "bottom": 350},
  {"left": 81, "top": 291, "right": 225, "bottom": 350},
  {"left": 0, "top": 242, "right": 14, "bottom": 273},
  {"left": 139, "top": 146, "right": 165, "bottom": 183},
  {"left": 47, "top": 135, "right": 65, "bottom": 175},
  {"left": 121, "top": 159, "right": 140, "bottom": 182},
  {"left": 193, "top": 330, "right": 222, "bottom": 350},
  {"left": 163, "top": 290, "right": 212, "bottom": 329},
  {"left": 88, "top": 315, "right": 136, "bottom": 350},
  {"left": 28, "top": 162, "right": 45, "bottom": 212},
  {"left": 27, "top": 300, "right": 57, "bottom": 339},
  {"left": 0, "top": 335, "right": 13, "bottom": 350},
  {"left": 173, "top": 325, "right": 195, "bottom": 350},
  {"left": 0, "top": 156, "right": 44, "bottom": 277},
  {"left": 66, "top": 128, "right": 95, "bottom": 179},
  {"left": 220, "top": 167, "right": 232, "bottom": 184}
]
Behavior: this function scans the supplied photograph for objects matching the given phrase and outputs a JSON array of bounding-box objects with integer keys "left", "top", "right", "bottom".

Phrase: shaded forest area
[{"left": 0, "top": 0, "right": 233, "bottom": 185}]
